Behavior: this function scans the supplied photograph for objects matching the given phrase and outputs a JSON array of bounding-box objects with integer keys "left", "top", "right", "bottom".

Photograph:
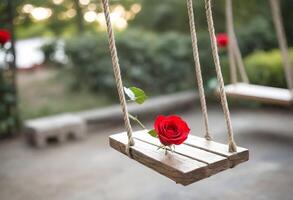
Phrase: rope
[
  {"left": 226, "top": 0, "right": 249, "bottom": 84},
  {"left": 205, "top": 0, "right": 237, "bottom": 152},
  {"left": 228, "top": 36, "right": 237, "bottom": 84},
  {"left": 186, "top": 0, "right": 211, "bottom": 141},
  {"left": 102, "top": 0, "right": 134, "bottom": 157},
  {"left": 226, "top": 0, "right": 237, "bottom": 84},
  {"left": 232, "top": 37, "right": 249, "bottom": 83},
  {"left": 269, "top": 0, "right": 293, "bottom": 95}
]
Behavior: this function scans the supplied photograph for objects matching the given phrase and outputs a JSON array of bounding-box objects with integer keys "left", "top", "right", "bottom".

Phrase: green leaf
[
  {"left": 130, "top": 87, "right": 148, "bottom": 104},
  {"left": 148, "top": 129, "right": 158, "bottom": 138},
  {"left": 124, "top": 86, "right": 148, "bottom": 104},
  {"left": 124, "top": 87, "right": 136, "bottom": 101}
]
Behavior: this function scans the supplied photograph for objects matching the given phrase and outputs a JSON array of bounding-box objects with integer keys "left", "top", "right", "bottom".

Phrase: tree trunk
[
  {"left": 7, "top": 0, "right": 19, "bottom": 135},
  {"left": 73, "top": 0, "right": 84, "bottom": 33}
]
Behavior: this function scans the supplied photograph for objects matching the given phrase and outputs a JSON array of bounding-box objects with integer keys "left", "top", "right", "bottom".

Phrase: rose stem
[{"left": 128, "top": 113, "right": 147, "bottom": 130}]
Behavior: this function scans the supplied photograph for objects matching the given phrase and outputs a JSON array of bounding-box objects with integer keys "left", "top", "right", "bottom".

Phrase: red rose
[
  {"left": 216, "top": 33, "right": 228, "bottom": 48},
  {"left": 154, "top": 115, "right": 190, "bottom": 146},
  {"left": 0, "top": 29, "right": 11, "bottom": 45}
]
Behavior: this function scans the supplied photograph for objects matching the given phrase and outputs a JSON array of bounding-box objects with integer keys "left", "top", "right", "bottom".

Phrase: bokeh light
[
  {"left": 31, "top": 7, "right": 52, "bottom": 21},
  {"left": 22, "top": 4, "right": 34, "bottom": 14},
  {"left": 52, "top": 0, "right": 64, "bottom": 5},
  {"left": 79, "top": 0, "right": 90, "bottom": 6},
  {"left": 84, "top": 11, "right": 97, "bottom": 23}
]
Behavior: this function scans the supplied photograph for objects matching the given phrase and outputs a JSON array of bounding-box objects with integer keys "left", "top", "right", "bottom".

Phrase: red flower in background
[
  {"left": 216, "top": 33, "right": 228, "bottom": 48},
  {"left": 154, "top": 115, "right": 190, "bottom": 146},
  {"left": 0, "top": 29, "right": 11, "bottom": 45}
]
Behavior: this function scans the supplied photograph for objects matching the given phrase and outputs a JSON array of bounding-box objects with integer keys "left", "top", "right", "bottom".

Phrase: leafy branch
[{"left": 124, "top": 86, "right": 157, "bottom": 138}]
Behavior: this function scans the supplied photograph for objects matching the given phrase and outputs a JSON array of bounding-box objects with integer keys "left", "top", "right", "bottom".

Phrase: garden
[{"left": 0, "top": 0, "right": 293, "bottom": 199}]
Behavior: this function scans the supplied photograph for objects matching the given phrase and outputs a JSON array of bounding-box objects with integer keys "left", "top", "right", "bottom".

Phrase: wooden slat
[
  {"left": 184, "top": 135, "right": 249, "bottom": 167},
  {"left": 109, "top": 133, "right": 208, "bottom": 185},
  {"left": 109, "top": 131, "right": 249, "bottom": 185},
  {"left": 132, "top": 131, "right": 229, "bottom": 175},
  {"left": 223, "top": 83, "right": 293, "bottom": 106}
]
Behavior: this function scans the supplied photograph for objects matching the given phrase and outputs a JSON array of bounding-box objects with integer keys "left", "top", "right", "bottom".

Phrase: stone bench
[{"left": 25, "top": 114, "right": 86, "bottom": 148}]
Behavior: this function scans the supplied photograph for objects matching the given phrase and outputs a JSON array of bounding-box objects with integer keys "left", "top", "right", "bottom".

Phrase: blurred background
[{"left": 0, "top": 0, "right": 293, "bottom": 199}]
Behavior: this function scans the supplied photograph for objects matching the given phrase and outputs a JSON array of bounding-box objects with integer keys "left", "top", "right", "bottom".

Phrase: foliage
[
  {"left": 221, "top": 48, "right": 293, "bottom": 88},
  {"left": 41, "top": 40, "right": 57, "bottom": 65},
  {"left": 124, "top": 86, "right": 148, "bottom": 104},
  {"left": 132, "top": 0, "right": 189, "bottom": 33},
  {"left": 18, "top": 69, "right": 110, "bottom": 120},
  {"left": 63, "top": 30, "right": 210, "bottom": 98},
  {"left": 236, "top": 17, "right": 278, "bottom": 56},
  {"left": 0, "top": 1, "right": 19, "bottom": 137},
  {"left": 0, "top": 0, "right": 143, "bottom": 39},
  {"left": 281, "top": 0, "right": 293, "bottom": 45},
  {"left": 53, "top": 27, "right": 293, "bottom": 99},
  {"left": 244, "top": 48, "right": 293, "bottom": 88},
  {"left": 148, "top": 129, "right": 158, "bottom": 138},
  {"left": 2, "top": 0, "right": 291, "bottom": 46}
]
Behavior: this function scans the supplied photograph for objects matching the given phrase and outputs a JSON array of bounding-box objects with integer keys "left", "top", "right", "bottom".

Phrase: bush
[
  {"left": 244, "top": 48, "right": 293, "bottom": 88},
  {"left": 41, "top": 40, "right": 67, "bottom": 67},
  {"left": 49, "top": 29, "right": 293, "bottom": 99},
  {"left": 41, "top": 40, "right": 57, "bottom": 65},
  {"left": 218, "top": 48, "right": 293, "bottom": 89},
  {"left": 236, "top": 17, "right": 277, "bottom": 56},
  {"left": 245, "top": 49, "right": 293, "bottom": 88},
  {"left": 64, "top": 30, "right": 215, "bottom": 98}
]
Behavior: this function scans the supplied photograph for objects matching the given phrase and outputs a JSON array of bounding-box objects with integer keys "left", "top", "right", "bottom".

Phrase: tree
[{"left": 0, "top": 0, "right": 20, "bottom": 137}]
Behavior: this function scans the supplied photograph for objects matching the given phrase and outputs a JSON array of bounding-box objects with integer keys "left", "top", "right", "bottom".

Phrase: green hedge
[
  {"left": 64, "top": 30, "right": 215, "bottom": 98},
  {"left": 221, "top": 48, "right": 293, "bottom": 88},
  {"left": 48, "top": 29, "right": 292, "bottom": 99},
  {"left": 236, "top": 17, "right": 278, "bottom": 56},
  {"left": 244, "top": 48, "right": 293, "bottom": 88}
]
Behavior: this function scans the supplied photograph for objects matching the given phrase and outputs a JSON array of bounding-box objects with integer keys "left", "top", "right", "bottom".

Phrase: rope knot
[
  {"left": 126, "top": 139, "right": 135, "bottom": 158},
  {"left": 204, "top": 134, "right": 212, "bottom": 141},
  {"left": 228, "top": 140, "right": 237, "bottom": 153}
]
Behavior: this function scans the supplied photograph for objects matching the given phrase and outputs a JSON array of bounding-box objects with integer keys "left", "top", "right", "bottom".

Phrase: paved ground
[{"left": 0, "top": 106, "right": 293, "bottom": 200}]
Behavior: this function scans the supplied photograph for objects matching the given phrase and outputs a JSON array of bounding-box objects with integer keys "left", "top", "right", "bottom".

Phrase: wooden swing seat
[
  {"left": 109, "top": 130, "right": 249, "bottom": 186},
  {"left": 223, "top": 83, "right": 293, "bottom": 106}
]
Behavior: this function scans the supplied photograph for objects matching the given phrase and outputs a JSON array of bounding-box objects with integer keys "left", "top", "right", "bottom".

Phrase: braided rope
[
  {"left": 205, "top": 0, "right": 237, "bottom": 152},
  {"left": 186, "top": 0, "right": 211, "bottom": 140},
  {"left": 102, "top": 0, "right": 134, "bottom": 156},
  {"left": 232, "top": 38, "right": 249, "bottom": 83},
  {"left": 226, "top": 0, "right": 237, "bottom": 84},
  {"left": 226, "top": 0, "right": 249, "bottom": 84},
  {"left": 269, "top": 0, "right": 293, "bottom": 95}
]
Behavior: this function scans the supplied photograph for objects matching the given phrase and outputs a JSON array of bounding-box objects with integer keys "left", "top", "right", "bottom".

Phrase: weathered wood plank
[
  {"left": 184, "top": 135, "right": 249, "bottom": 167},
  {"left": 132, "top": 131, "right": 229, "bottom": 175},
  {"left": 109, "top": 132, "right": 208, "bottom": 185},
  {"left": 223, "top": 83, "right": 293, "bottom": 106},
  {"left": 109, "top": 131, "right": 249, "bottom": 185}
]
